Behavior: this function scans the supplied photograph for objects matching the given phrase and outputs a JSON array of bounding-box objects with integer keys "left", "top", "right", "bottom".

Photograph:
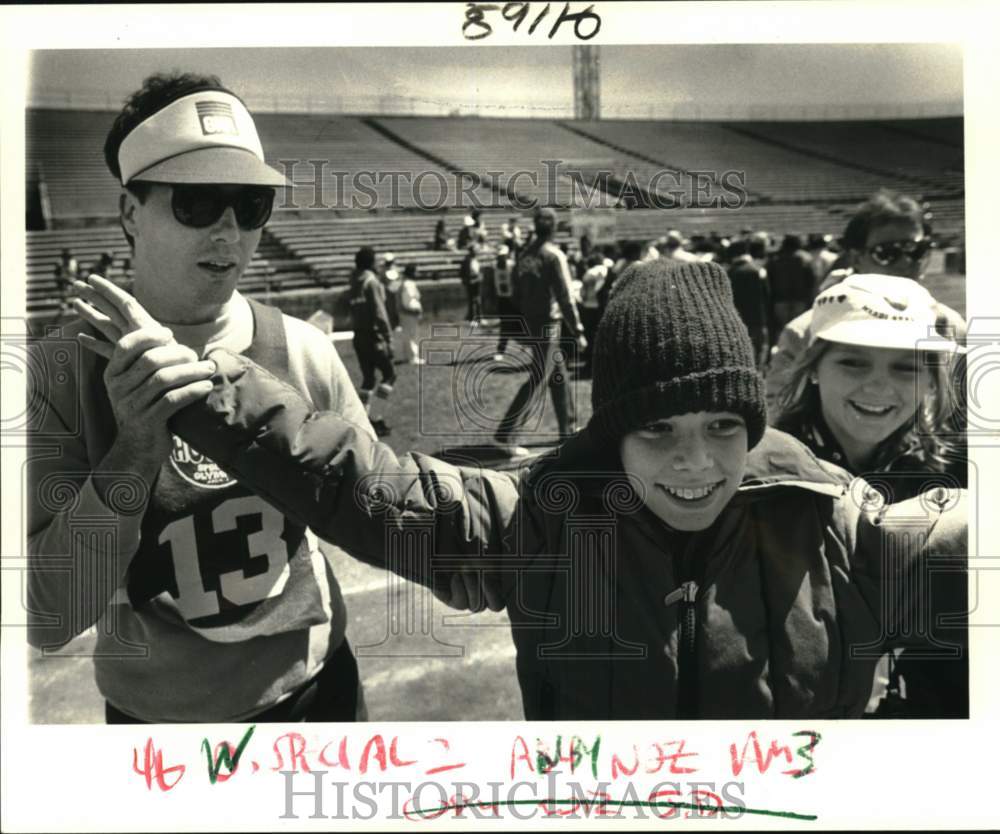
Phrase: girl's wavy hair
[{"left": 774, "top": 337, "right": 961, "bottom": 470}]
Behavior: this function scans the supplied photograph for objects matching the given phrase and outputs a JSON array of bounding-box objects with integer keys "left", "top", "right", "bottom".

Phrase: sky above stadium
[{"left": 29, "top": 43, "right": 962, "bottom": 120}]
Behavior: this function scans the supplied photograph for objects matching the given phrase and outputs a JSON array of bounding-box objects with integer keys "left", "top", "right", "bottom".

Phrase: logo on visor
[{"left": 195, "top": 101, "right": 238, "bottom": 137}]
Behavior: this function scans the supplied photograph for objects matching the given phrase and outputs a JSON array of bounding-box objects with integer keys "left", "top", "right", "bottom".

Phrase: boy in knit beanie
[
  {"left": 587, "top": 259, "right": 766, "bottom": 533},
  {"left": 75, "top": 260, "right": 968, "bottom": 720}
]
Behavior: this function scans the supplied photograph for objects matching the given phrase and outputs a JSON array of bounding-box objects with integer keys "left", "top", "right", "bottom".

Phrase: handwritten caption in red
[
  {"left": 130, "top": 728, "right": 819, "bottom": 794},
  {"left": 130, "top": 731, "right": 465, "bottom": 792}
]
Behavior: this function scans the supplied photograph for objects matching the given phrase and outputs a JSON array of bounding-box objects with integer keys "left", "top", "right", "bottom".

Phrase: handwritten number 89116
[{"left": 463, "top": 2, "right": 602, "bottom": 41}]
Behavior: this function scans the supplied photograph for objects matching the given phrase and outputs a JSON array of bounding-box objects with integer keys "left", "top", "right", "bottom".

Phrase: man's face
[
  {"left": 123, "top": 183, "right": 264, "bottom": 324},
  {"left": 619, "top": 412, "right": 749, "bottom": 532},
  {"left": 854, "top": 218, "right": 929, "bottom": 281}
]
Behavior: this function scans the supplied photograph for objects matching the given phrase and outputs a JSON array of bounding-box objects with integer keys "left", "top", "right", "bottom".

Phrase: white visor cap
[
  {"left": 117, "top": 90, "right": 289, "bottom": 187},
  {"left": 810, "top": 274, "right": 962, "bottom": 353}
]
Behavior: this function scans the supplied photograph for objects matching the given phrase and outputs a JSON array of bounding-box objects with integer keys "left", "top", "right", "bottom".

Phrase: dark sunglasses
[
  {"left": 170, "top": 185, "right": 275, "bottom": 231},
  {"left": 868, "top": 238, "right": 933, "bottom": 267}
]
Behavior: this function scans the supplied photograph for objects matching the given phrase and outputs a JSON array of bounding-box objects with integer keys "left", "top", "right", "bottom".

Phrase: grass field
[{"left": 26, "top": 263, "right": 965, "bottom": 723}]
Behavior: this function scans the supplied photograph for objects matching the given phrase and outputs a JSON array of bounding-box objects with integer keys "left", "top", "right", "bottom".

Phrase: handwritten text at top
[{"left": 463, "top": 2, "right": 601, "bottom": 41}]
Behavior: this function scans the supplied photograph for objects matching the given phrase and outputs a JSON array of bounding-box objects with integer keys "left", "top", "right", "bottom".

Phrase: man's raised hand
[{"left": 72, "top": 275, "right": 216, "bottom": 475}]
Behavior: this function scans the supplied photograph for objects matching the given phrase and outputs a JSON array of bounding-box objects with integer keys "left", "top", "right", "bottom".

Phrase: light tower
[{"left": 572, "top": 45, "right": 600, "bottom": 120}]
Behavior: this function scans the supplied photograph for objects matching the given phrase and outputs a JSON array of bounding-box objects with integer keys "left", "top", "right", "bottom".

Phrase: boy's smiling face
[{"left": 619, "top": 411, "right": 749, "bottom": 531}]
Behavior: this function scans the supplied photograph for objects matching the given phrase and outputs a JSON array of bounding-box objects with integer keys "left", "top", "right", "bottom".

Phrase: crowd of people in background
[{"left": 416, "top": 188, "right": 958, "bottom": 386}]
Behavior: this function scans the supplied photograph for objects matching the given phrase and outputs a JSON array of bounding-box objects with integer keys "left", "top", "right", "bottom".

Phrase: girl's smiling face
[
  {"left": 619, "top": 412, "right": 749, "bottom": 531},
  {"left": 815, "top": 343, "right": 933, "bottom": 456}
]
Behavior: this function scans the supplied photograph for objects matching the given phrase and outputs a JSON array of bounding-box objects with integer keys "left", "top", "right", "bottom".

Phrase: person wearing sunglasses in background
[
  {"left": 766, "top": 190, "right": 966, "bottom": 415},
  {"left": 26, "top": 72, "right": 376, "bottom": 723}
]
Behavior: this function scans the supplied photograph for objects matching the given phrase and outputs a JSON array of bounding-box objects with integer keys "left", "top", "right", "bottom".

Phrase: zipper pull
[
  {"left": 663, "top": 580, "right": 699, "bottom": 608},
  {"left": 662, "top": 586, "right": 684, "bottom": 607}
]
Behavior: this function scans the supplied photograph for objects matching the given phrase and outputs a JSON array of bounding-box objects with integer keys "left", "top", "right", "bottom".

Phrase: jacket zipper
[{"left": 664, "top": 580, "right": 699, "bottom": 719}]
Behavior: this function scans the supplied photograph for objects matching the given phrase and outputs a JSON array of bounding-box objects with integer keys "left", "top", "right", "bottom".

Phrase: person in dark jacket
[
  {"left": 460, "top": 243, "right": 483, "bottom": 322},
  {"left": 53, "top": 248, "right": 79, "bottom": 322},
  {"left": 433, "top": 218, "right": 450, "bottom": 251},
  {"left": 349, "top": 245, "right": 395, "bottom": 437},
  {"left": 766, "top": 233, "right": 814, "bottom": 335},
  {"left": 725, "top": 238, "right": 770, "bottom": 367},
  {"left": 75, "top": 258, "right": 968, "bottom": 721},
  {"left": 498, "top": 206, "right": 587, "bottom": 454},
  {"left": 773, "top": 274, "right": 968, "bottom": 718},
  {"left": 492, "top": 244, "right": 518, "bottom": 362}
]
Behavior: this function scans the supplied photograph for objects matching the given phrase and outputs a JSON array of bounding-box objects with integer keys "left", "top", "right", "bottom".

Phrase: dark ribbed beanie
[{"left": 589, "top": 258, "right": 766, "bottom": 448}]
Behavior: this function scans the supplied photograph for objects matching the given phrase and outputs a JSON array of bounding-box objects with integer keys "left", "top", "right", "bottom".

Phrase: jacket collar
[
  {"left": 738, "top": 427, "right": 850, "bottom": 498},
  {"left": 780, "top": 410, "right": 923, "bottom": 477}
]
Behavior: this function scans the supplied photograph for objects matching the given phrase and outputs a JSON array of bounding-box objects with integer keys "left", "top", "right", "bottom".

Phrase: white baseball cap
[
  {"left": 118, "top": 89, "right": 289, "bottom": 187},
  {"left": 809, "top": 274, "right": 961, "bottom": 353}
]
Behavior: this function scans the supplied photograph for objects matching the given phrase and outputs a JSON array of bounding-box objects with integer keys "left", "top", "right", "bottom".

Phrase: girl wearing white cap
[
  {"left": 774, "top": 274, "right": 967, "bottom": 718},
  {"left": 774, "top": 274, "right": 963, "bottom": 489}
]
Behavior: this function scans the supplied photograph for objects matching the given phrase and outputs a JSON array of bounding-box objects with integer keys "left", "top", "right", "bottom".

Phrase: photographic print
[{"left": 2, "top": 3, "right": 997, "bottom": 830}]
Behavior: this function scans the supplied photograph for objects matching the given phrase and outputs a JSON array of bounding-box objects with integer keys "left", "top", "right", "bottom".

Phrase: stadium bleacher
[
  {"left": 373, "top": 116, "right": 620, "bottom": 207},
  {"left": 566, "top": 119, "right": 929, "bottom": 204},
  {"left": 23, "top": 109, "right": 965, "bottom": 321},
  {"left": 732, "top": 120, "right": 964, "bottom": 197}
]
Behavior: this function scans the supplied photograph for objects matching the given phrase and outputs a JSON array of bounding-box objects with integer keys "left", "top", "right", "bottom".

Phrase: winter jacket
[
  {"left": 348, "top": 269, "right": 392, "bottom": 345},
  {"left": 512, "top": 238, "right": 584, "bottom": 332},
  {"left": 775, "top": 408, "right": 969, "bottom": 717},
  {"left": 170, "top": 350, "right": 968, "bottom": 720}
]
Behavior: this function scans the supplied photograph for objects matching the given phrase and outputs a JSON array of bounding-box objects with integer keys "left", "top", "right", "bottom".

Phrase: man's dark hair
[
  {"left": 106, "top": 72, "right": 236, "bottom": 248},
  {"left": 748, "top": 238, "right": 767, "bottom": 260},
  {"left": 806, "top": 233, "right": 827, "bottom": 251},
  {"left": 355, "top": 246, "right": 376, "bottom": 271},
  {"left": 842, "top": 189, "right": 925, "bottom": 252},
  {"left": 728, "top": 239, "right": 749, "bottom": 258},
  {"left": 622, "top": 240, "right": 643, "bottom": 262},
  {"left": 779, "top": 233, "right": 803, "bottom": 254},
  {"left": 104, "top": 71, "right": 236, "bottom": 183}
]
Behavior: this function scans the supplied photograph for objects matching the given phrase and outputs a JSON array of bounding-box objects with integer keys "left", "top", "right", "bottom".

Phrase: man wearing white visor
[{"left": 27, "top": 73, "right": 375, "bottom": 723}]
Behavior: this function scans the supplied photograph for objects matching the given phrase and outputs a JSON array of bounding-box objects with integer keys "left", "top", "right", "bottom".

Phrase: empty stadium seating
[{"left": 733, "top": 121, "right": 963, "bottom": 197}]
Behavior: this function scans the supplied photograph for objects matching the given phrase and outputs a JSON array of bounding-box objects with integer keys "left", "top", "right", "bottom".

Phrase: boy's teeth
[{"left": 666, "top": 483, "right": 719, "bottom": 500}]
